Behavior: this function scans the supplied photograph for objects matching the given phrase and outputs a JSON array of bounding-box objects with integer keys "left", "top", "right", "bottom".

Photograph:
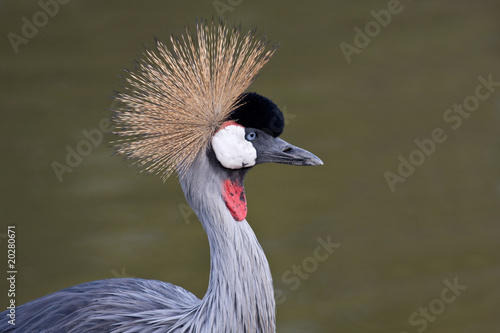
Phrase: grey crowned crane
[{"left": 1, "top": 21, "right": 322, "bottom": 332}]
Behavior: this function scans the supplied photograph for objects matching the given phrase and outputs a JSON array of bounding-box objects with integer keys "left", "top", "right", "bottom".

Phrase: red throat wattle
[{"left": 222, "top": 179, "right": 247, "bottom": 221}]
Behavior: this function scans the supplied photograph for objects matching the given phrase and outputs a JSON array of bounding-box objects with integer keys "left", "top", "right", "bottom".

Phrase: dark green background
[{"left": 1, "top": 1, "right": 499, "bottom": 332}]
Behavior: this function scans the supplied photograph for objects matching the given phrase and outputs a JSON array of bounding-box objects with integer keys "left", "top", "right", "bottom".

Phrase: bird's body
[
  {"left": 3, "top": 279, "right": 199, "bottom": 332},
  {"left": 0, "top": 21, "right": 321, "bottom": 332},
  {"left": 1, "top": 152, "right": 276, "bottom": 333}
]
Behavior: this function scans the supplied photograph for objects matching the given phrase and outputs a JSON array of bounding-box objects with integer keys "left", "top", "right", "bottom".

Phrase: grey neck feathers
[{"left": 179, "top": 152, "right": 276, "bottom": 332}]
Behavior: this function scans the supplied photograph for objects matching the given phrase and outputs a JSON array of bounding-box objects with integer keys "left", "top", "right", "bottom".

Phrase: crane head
[
  {"left": 112, "top": 20, "right": 322, "bottom": 200},
  {"left": 211, "top": 92, "right": 323, "bottom": 170}
]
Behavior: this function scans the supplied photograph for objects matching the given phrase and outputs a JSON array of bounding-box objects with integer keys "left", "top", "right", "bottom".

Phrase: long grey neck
[{"left": 179, "top": 152, "right": 276, "bottom": 332}]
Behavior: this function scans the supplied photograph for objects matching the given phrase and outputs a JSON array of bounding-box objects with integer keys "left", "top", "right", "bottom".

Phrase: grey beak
[{"left": 255, "top": 137, "right": 323, "bottom": 166}]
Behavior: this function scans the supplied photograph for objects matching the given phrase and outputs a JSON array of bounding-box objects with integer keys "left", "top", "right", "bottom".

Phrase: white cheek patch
[{"left": 212, "top": 124, "right": 257, "bottom": 169}]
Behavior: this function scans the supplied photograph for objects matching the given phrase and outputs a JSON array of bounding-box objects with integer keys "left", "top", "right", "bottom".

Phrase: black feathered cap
[{"left": 228, "top": 93, "right": 285, "bottom": 137}]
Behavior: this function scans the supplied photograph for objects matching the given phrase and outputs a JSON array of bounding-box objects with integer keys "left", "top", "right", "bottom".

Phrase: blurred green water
[{"left": 1, "top": 1, "right": 499, "bottom": 332}]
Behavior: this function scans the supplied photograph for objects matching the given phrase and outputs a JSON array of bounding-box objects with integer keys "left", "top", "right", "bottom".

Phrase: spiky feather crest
[{"left": 112, "top": 21, "right": 277, "bottom": 180}]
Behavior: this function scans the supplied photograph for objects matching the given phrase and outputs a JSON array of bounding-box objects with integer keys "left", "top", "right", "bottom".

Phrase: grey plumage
[{"left": 1, "top": 279, "right": 198, "bottom": 332}]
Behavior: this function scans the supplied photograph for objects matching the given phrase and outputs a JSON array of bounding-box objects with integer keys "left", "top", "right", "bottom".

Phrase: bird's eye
[{"left": 245, "top": 131, "right": 257, "bottom": 141}]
